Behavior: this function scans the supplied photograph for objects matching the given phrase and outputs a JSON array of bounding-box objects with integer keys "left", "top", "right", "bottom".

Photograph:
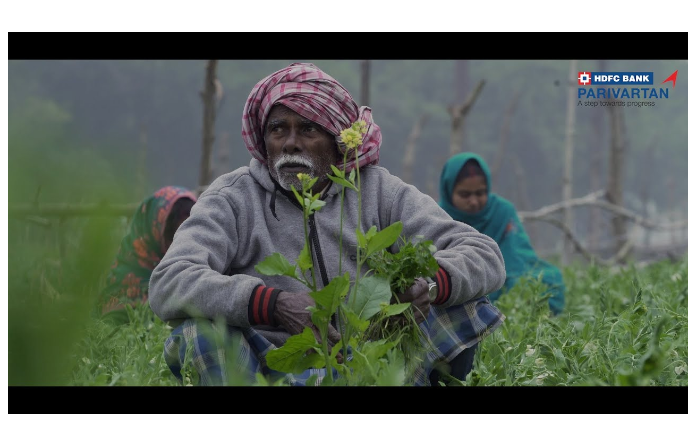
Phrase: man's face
[
  {"left": 264, "top": 104, "right": 340, "bottom": 194},
  {"left": 451, "top": 175, "right": 488, "bottom": 213}
]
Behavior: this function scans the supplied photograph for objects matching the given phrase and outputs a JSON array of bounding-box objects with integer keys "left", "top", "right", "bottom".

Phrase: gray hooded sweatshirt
[{"left": 149, "top": 159, "right": 506, "bottom": 339}]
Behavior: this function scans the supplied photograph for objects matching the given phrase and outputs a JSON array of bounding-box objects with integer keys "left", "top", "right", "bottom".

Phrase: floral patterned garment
[{"left": 100, "top": 186, "right": 197, "bottom": 314}]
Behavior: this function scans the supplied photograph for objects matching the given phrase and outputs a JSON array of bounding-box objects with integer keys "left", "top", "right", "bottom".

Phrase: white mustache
[{"left": 274, "top": 154, "right": 314, "bottom": 173}]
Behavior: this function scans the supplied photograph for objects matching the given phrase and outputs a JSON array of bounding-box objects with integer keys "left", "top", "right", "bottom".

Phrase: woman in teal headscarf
[
  {"left": 100, "top": 185, "right": 197, "bottom": 322},
  {"left": 438, "top": 153, "right": 565, "bottom": 315}
]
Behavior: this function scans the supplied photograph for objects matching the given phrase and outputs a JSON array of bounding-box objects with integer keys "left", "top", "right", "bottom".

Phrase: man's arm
[
  {"left": 149, "top": 191, "right": 275, "bottom": 327},
  {"left": 384, "top": 177, "right": 506, "bottom": 308}
]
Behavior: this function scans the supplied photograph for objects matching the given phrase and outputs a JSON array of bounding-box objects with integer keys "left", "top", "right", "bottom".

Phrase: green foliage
[
  {"left": 465, "top": 258, "right": 688, "bottom": 386},
  {"left": 70, "top": 305, "right": 180, "bottom": 386},
  {"left": 8, "top": 146, "right": 128, "bottom": 385},
  {"left": 362, "top": 236, "right": 440, "bottom": 378},
  {"left": 10, "top": 210, "right": 688, "bottom": 387},
  {"left": 367, "top": 235, "right": 439, "bottom": 295}
]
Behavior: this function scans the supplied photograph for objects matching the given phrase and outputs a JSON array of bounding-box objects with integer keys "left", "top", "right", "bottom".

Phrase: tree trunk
[
  {"left": 402, "top": 114, "right": 429, "bottom": 185},
  {"left": 448, "top": 80, "right": 485, "bottom": 156},
  {"left": 455, "top": 60, "right": 469, "bottom": 150},
  {"left": 562, "top": 60, "right": 577, "bottom": 265},
  {"left": 490, "top": 90, "right": 522, "bottom": 184},
  {"left": 198, "top": 60, "right": 219, "bottom": 190},
  {"left": 606, "top": 92, "right": 628, "bottom": 255},
  {"left": 588, "top": 61, "right": 606, "bottom": 252},
  {"left": 360, "top": 60, "right": 370, "bottom": 107},
  {"left": 511, "top": 153, "right": 538, "bottom": 247}
]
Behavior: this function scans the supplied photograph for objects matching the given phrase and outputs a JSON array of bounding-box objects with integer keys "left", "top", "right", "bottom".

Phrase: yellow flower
[
  {"left": 351, "top": 120, "right": 368, "bottom": 135},
  {"left": 340, "top": 128, "right": 363, "bottom": 150}
]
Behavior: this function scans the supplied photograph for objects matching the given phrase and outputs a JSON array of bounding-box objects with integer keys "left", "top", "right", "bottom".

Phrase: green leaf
[
  {"left": 330, "top": 165, "right": 345, "bottom": 179},
  {"left": 305, "top": 374, "right": 319, "bottom": 386},
  {"left": 296, "top": 243, "right": 312, "bottom": 272},
  {"left": 341, "top": 304, "right": 370, "bottom": 334},
  {"left": 375, "top": 348, "right": 407, "bottom": 386},
  {"left": 266, "top": 327, "right": 322, "bottom": 374},
  {"left": 365, "top": 226, "right": 377, "bottom": 240},
  {"left": 350, "top": 275, "right": 392, "bottom": 320},
  {"left": 310, "top": 272, "right": 350, "bottom": 311},
  {"left": 356, "top": 228, "right": 367, "bottom": 248},
  {"left": 303, "top": 198, "right": 326, "bottom": 215},
  {"left": 349, "top": 169, "right": 356, "bottom": 183},
  {"left": 290, "top": 185, "right": 304, "bottom": 208},
  {"left": 328, "top": 174, "right": 358, "bottom": 191},
  {"left": 254, "top": 253, "right": 297, "bottom": 278},
  {"left": 365, "top": 222, "right": 403, "bottom": 258},
  {"left": 306, "top": 177, "right": 318, "bottom": 191},
  {"left": 382, "top": 302, "right": 411, "bottom": 317},
  {"left": 361, "top": 339, "right": 400, "bottom": 360}
]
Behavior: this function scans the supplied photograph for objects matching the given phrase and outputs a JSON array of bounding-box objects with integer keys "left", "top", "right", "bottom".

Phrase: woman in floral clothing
[{"left": 100, "top": 185, "right": 197, "bottom": 321}]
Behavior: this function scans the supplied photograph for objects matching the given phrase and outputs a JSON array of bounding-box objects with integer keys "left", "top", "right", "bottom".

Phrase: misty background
[{"left": 7, "top": 59, "right": 688, "bottom": 259}]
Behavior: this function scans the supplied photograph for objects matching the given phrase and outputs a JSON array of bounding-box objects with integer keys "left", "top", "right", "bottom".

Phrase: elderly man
[{"left": 149, "top": 62, "right": 506, "bottom": 386}]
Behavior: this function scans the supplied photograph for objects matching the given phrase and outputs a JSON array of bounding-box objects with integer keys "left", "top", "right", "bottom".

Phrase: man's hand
[
  {"left": 273, "top": 291, "right": 341, "bottom": 346},
  {"left": 393, "top": 277, "right": 431, "bottom": 325}
]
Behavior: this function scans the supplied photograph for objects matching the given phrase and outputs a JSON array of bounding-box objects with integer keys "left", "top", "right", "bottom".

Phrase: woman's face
[
  {"left": 164, "top": 214, "right": 189, "bottom": 252},
  {"left": 451, "top": 175, "right": 488, "bottom": 213}
]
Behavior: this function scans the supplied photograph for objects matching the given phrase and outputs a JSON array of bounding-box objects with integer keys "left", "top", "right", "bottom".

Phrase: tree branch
[
  {"left": 518, "top": 190, "right": 687, "bottom": 231},
  {"left": 9, "top": 203, "right": 140, "bottom": 218},
  {"left": 531, "top": 216, "right": 634, "bottom": 265}
]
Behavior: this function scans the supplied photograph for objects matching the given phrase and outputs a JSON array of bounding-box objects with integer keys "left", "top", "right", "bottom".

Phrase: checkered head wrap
[{"left": 241, "top": 62, "right": 381, "bottom": 172}]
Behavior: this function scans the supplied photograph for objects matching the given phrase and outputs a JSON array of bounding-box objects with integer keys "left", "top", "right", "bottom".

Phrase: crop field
[{"left": 8, "top": 216, "right": 687, "bottom": 387}]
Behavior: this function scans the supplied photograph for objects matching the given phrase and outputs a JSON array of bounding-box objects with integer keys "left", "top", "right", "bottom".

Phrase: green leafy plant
[{"left": 364, "top": 235, "right": 439, "bottom": 378}]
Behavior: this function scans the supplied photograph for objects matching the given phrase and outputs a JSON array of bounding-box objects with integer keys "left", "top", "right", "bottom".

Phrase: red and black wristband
[
  {"left": 248, "top": 285, "right": 281, "bottom": 326},
  {"left": 433, "top": 266, "right": 452, "bottom": 306}
]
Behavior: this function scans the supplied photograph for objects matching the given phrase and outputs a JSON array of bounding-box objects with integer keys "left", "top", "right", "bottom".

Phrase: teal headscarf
[{"left": 439, "top": 153, "right": 565, "bottom": 314}]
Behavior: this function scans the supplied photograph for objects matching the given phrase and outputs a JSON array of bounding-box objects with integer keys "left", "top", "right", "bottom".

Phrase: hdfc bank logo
[
  {"left": 576, "top": 71, "right": 655, "bottom": 86},
  {"left": 578, "top": 72, "right": 592, "bottom": 85},
  {"left": 575, "top": 70, "right": 678, "bottom": 106}
]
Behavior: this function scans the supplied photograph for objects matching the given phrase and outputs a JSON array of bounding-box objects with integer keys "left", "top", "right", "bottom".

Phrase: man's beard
[{"left": 270, "top": 154, "right": 322, "bottom": 192}]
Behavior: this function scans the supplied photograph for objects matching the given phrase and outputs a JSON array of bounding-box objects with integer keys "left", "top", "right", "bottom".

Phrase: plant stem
[
  {"left": 351, "top": 148, "right": 363, "bottom": 310},
  {"left": 337, "top": 150, "right": 350, "bottom": 363}
]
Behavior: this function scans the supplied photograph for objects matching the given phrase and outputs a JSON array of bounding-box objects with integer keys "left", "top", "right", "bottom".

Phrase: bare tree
[
  {"left": 198, "top": 60, "right": 220, "bottom": 192},
  {"left": 425, "top": 78, "right": 486, "bottom": 199},
  {"left": 562, "top": 60, "right": 578, "bottom": 265},
  {"left": 402, "top": 114, "right": 429, "bottom": 185},
  {"left": 588, "top": 60, "right": 607, "bottom": 251},
  {"left": 455, "top": 60, "right": 469, "bottom": 149},
  {"left": 455, "top": 60, "right": 469, "bottom": 101},
  {"left": 518, "top": 189, "right": 687, "bottom": 265},
  {"left": 490, "top": 90, "right": 522, "bottom": 183},
  {"left": 9, "top": 203, "right": 141, "bottom": 218},
  {"left": 360, "top": 60, "right": 370, "bottom": 107},
  {"left": 605, "top": 94, "right": 628, "bottom": 255},
  {"left": 448, "top": 79, "right": 486, "bottom": 156}
]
